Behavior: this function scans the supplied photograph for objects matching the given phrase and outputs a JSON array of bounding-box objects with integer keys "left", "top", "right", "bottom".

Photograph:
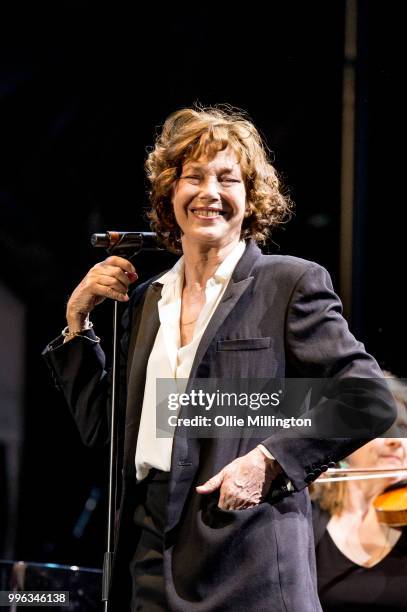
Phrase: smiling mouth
[
  {"left": 190, "top": 208, "right": 226, "bottom": 218},
  {"left": 381, "top": 456, "right": 403, "bottom": 463}
]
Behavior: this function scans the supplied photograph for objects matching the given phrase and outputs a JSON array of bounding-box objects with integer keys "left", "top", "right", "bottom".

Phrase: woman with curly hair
[
  {"left": 146, "top": 106, "right": 292, "bottom": 253},
  {"left": 43, "top": 105, "right": 395, "bottom": 611}
]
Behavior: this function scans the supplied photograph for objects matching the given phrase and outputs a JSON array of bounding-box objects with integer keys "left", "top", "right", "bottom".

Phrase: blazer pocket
[{"left": 217, "top": 337, "right": 271, "bottom": 351}]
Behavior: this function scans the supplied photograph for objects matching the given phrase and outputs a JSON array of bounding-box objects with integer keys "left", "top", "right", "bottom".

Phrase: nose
[
  {"left": 197, "top": 175, "right": 221, "bottom": 202},
  {"left": 385, "top": 438, "right": 403, "bottom": 452}
]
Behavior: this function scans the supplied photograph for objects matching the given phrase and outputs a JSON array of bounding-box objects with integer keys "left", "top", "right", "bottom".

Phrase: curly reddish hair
[{"left": 146, "top": 105, "right": 293, "bottom": 252}]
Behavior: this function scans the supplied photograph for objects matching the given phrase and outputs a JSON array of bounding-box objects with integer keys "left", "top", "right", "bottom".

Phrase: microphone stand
[
  {"left": 102, "top": 298, "right": 120, "bottom": 612},
  {"left": 93, "top": 232, "right": 160, "bottom": 612}
]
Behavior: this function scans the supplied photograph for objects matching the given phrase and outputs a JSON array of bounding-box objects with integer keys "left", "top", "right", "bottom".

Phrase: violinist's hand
[
  {"left": 66, "top": 256, "right": 138, "bottom": 332},
  {"left": 196, "top": 447, "right": 282, "bottom": 510}
]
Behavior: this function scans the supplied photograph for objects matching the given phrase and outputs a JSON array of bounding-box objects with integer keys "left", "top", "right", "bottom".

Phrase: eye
[
  {"left": 181, "top": 174, "right": 201, "bottom": 184},
  {"left": 220, "top": 176, "right": 240, "bottom": 184}
]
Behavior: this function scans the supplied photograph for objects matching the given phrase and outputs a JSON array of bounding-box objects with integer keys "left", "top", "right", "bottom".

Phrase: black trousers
[{"left": 130, "top": 469, "right": 170, "bottom": 612}]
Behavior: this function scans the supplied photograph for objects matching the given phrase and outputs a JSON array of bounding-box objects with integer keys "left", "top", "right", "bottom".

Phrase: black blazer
[{"left": 43, "top": 240, "right": 396, "bottom": 612}]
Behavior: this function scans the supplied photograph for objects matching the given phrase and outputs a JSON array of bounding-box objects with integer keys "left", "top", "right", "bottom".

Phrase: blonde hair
[{"left": 145, "top": 105, "right": 293, "bottom": 252}]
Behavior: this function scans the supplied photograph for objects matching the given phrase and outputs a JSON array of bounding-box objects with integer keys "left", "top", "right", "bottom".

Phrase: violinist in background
[{"left": 312, "top": 374, "right": 407, "bottom": 611}]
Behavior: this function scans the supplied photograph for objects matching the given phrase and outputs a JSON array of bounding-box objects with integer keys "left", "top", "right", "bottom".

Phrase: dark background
[{"left": 0, "top": 1, "right": 405, "bottom": 568}]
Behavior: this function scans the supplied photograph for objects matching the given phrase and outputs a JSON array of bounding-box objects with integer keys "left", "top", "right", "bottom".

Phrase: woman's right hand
[{"left": 66, "top": 256, "right": 138, "bottom": 331}]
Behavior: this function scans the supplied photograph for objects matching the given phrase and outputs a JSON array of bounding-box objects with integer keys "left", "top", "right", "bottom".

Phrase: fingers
[
  {"left": 196, "top": 471, "right": 254, "bottom": 510},
  {"left": 95, "top": 280, "right": 131, "bottom": 302},
  {"left": 196, "top": 470, "right": 224, "bottom": 495},
  {"left": 217, "top": 477, "right": 255, "bottom": 510},
  {"left": 197, "top": 451, "right": 274, "bottom": 510},
  {"left": 93, "top": 260, "right": 138, "bottom": 288},
  {"left": 87, "top": 260, "right": 138, "bottom": 302},
  {"left": 102, "top": 255, "right": 137, "bottom": 275},
  {"left": 66, "top": 256, "right": 139, "bottom": 322},
  {"left": 219, "top": 492, "right": 251, "bottom": 511},
  {"left": 93, "top": 268, "right": 132, "bottom": 293},
  {"left": 92, "top": 258, "right": 138, "bottom": 291}
]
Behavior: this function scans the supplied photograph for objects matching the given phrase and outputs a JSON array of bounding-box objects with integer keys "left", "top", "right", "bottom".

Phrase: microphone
[{"left": 91, "top": 231, "right": 161, "bottom": 253}]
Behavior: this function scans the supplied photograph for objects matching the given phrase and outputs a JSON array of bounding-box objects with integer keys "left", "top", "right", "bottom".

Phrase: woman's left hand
[{"left": 196, "top": 447, "right": 282, "bottom": 510}]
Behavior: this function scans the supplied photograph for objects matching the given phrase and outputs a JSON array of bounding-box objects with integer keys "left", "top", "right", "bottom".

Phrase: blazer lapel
[
  {"left": 188, "top": 277, "right": 253, "bottom": 380},
  {"left": 123, "top": 283, "right": 162, "bottom": 474},
  {"left": 189, "top": 240, "right": 261, "bottom": 380},
  {"left": 126, "top": 283, "right": 162, "bottom": 397}
]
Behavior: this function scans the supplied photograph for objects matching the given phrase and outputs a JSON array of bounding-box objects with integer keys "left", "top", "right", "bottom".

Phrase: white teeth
[{"left": 192, "top": 210, "right": 222, "bottom": 217}]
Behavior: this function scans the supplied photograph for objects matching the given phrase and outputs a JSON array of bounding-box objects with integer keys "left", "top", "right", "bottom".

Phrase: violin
[
  {"left": 373, "top": 479, "right": 407, "bottom": 527},
  {"left": 315, "top": 467, "right": 407, "bottom": 527}
]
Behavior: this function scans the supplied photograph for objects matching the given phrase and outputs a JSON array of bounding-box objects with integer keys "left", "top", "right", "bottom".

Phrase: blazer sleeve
[
  {"left": 41, "top": 284, "right": 146, "bottom": 448},
  {"left": 42, "top": 328, "right": 112, "bottom": 448},
  {"left": 260, "top": 262, "right": 397, "bottom": 491}
]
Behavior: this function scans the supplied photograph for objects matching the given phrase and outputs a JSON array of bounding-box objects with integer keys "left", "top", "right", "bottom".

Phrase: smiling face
[{"left": 171, "top": 147, "right": 247, "bottom": 251}]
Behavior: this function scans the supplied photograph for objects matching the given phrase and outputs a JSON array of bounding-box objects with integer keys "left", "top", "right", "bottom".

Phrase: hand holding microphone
[
  {"left": 66, "top": 255, "right": 138, "bottom": 333},
  {"left": 65, "top": 231, "right": 159, "bottom": 336}
]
